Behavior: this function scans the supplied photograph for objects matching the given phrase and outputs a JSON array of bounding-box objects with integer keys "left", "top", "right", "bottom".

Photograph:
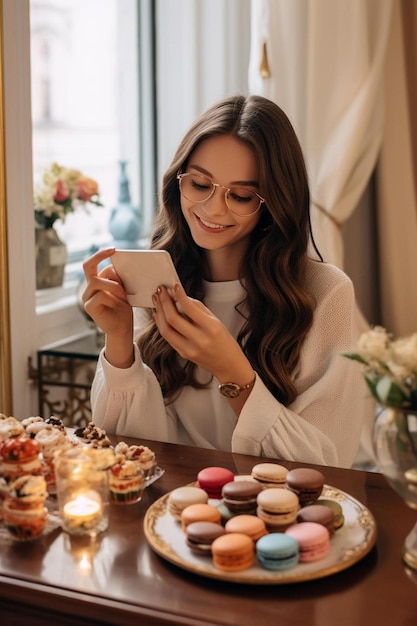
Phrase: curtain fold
[
  {"left": 375, "top": 0, "right": 417, "bottom": 336},
  {"left": 248, "top": 0, "right": 397, "bottom": 466},
  {"left": 248, "top": 0, "right": 393, "bottom": 272}
]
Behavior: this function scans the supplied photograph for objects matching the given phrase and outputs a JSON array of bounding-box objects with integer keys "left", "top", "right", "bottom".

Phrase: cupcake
[
  {"left": 126, "top": 445, "right": 156, "bottom": 479},
  {"left": 21, "top": 415, "right": 46, "bottom": 437},
  {"left": 109, "top": 458, "right": 145, "bottom": 504},
  {"left": 0, "top": 416, "right": 24, "bottom": 441},
  {"left": 3, "top": 474, "right": 48, "bottom": 540},
  {"left": 45, "top": 416, "right": 66, "bottom": 431},
  {"left": 74, "top": 422, "right": 112, "bottom": 448},
  {"left": 82, "top": 445, "right": 116, "bottom": 471},
  {"left": 0, "top": 435, "right": 43, "bottom": 482},
  {"left": 35, "top": 427, "right": 73, "bottom": 489},
  {"left": 114, "top": 441, "right": 129, "bottom": 457}
]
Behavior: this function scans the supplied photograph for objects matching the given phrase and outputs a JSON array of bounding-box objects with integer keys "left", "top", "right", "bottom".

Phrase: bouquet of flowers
[
  {"left": 34, "top": 162, "right": 102, "bottom": 229},
  {"left": 343, "top": 326, "right": 417, "bottom": 411},
  {"left": 344, "top": 326, "right": 417, "bottom": 464}
]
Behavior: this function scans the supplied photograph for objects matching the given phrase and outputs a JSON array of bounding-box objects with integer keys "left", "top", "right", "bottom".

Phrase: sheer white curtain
[
  {"left": 248, "top": 0, "right": 395, "bottom": 466},
  {"left": 248, "top": 0, "right": 393, "bottom": 273}
]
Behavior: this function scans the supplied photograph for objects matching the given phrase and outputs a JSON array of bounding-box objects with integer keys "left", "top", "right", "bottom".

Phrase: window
[
  {"left": 30, "top": 0, "right": 148, "bottom": 265},
  {"left": 2, "top": 0, "right": 249, "bottom": 416}
]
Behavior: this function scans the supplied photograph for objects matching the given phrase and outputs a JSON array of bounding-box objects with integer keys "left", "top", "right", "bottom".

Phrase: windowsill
[
  {"left": 35, "top": 261, "right": 85, "bottom": 315},
  {"left": 35, "top": 259, "right": 95, "bottom": 349},
  {"left": 36, "top": 234, "right": 152, "bottom": 314}
]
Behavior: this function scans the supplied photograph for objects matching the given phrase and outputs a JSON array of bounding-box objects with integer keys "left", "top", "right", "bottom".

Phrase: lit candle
[{"left": 62, "top": 491, "right": 102, "bottom": 533}]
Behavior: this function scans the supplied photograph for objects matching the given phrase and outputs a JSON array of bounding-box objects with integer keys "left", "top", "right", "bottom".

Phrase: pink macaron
[{"left": 285, "top": 521, "right": 330, "bottom": 563}]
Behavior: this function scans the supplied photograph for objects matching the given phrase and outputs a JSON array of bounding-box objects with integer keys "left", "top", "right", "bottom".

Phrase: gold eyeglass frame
[{"left": 177, "top": 172, "right": 265, "bottom": 217}]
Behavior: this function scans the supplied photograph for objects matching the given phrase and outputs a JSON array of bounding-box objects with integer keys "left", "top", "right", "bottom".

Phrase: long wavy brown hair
[{"left": 138, "top": 94, "right": 321, "bottom": 404}]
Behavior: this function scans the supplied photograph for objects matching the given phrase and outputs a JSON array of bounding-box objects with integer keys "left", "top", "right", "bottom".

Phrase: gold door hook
[{"left": 260, "top": 40, "right": 271, "bottom": 78}]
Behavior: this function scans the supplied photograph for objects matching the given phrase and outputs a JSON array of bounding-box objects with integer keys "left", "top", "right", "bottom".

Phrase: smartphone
[{"left": 111, "top": 249, "right": 181, "bottom": 308}]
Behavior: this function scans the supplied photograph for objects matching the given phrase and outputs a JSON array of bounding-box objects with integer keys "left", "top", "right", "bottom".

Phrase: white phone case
[{"left": 111, "top": 249, "right": 180, "bottom": 308}]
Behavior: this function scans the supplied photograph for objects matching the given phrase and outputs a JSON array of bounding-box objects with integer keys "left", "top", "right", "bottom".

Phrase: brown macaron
[
  {"left": 221, "top": 480, "right": 264, "bottom": 514},
  {"left": 185, "top": 521, "right": 226, "bottom": 555},
  {"left": 285, "top": 468, "right": 325, "bottom": 504},
  {"left": 296, "top": 503, "right": 335, "bottom": 536}
]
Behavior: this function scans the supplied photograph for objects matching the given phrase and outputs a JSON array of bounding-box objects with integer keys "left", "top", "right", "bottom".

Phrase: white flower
[
  {"left": 387, "top": 361, "right": 413, "bottom": 382},
  {"left": 356, "top": 326, "right": 390, "bottom": 362},
  {"left": 389, "top": 334, "right": 417, "bottom": 374},
  {"left": 343, "top": 326, "right": 417, "bottom": 411}
]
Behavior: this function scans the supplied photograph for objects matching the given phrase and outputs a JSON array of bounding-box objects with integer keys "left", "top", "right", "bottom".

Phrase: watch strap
[{"left": 218, "top": 378, "right": 254, "bottom": 398}]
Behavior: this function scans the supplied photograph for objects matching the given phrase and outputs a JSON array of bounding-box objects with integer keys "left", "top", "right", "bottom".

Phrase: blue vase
[{"left": 109, "top": 160, "right": 141, "bottom": 248}]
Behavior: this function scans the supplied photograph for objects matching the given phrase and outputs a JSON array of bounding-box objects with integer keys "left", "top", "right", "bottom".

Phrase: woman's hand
[
  {"left": 82, "top": 248, "right": 134, "bottom": 368},
  {"left": 152, "top": 283, "right": 254, "bottom": 391}
]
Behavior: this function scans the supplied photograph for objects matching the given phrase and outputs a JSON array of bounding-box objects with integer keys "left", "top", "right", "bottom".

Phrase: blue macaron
[{"left": 256, "top": 533, "right": 299, "bottom": 571}]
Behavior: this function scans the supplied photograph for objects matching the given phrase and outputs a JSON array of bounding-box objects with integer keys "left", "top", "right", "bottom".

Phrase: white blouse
[{"left": 91, "top": 260, "right": 374, "bottom": 468}]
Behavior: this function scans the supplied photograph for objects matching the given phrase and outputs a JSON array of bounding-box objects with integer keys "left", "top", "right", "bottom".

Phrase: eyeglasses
[{"left": 177, "top": 172, "right": 265, "bottom": 217}]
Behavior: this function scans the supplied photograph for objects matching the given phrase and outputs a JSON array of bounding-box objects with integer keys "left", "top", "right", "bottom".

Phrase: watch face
[{"left": 219, "top": 383, "right": 241, "bottom": 398}]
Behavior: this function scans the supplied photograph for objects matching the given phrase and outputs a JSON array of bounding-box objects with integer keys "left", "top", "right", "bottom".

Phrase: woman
[{"left": 82, "top": 94, "right": 370, "bottom": 468}]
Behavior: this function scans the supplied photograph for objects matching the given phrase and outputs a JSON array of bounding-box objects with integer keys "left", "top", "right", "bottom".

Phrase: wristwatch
[{"left": 218, "top": 380, "right": 254, "bottom": 398}]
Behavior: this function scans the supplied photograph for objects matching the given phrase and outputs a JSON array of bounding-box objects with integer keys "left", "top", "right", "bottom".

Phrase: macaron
[
  {"left": 225, "top": 514, "right": 268, "bottom": 542},
  {"left": 168, "top": 486, "right": 209, "bottom": 520},
  {"left": 221, "top": 480, "right": 264, "bottom": 514},
  {"left": 211, "top": 532, "right": 255, "bottom": 572},
  {"left": 197, "top": 466, "right": 235, "bottom": 499},
  {"left": 285, "top": 468, "right": 325, "bottom": 504},
  {"left": 296, "top": 503, "right": 335, "bottom": 536},
  {"left": 286, "top": 522, "right": 330, "bottom": 563},
  {"left": 216, "top": 502, "right": 240, "bottom": 522},
  {"left": 185, "top": 521, "right": 226, "bottom": 555},
  {"left": 256, "top": 487, "right": 299, "bottom": 530},
  {"left": 181, "top": 503, "right": 222, "bottom": 532},
  {"left": 307, "top": 498, "right": 345, "bottom": 530},
  {"left": 251, "top": 462, "right": 288, "bottom": 488},
  {"left": 256, "top": 533, "right": 300, "bottom": 571}
]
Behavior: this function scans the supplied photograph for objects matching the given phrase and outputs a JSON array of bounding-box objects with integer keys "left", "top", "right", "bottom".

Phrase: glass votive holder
[{"left": 55, "top": 448, "right": 109, "bottom": 536}]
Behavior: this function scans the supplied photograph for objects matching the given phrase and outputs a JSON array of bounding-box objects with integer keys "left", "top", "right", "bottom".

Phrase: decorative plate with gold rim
[{"left": 143, "top": 484, "right": 377, "bottom": 584}]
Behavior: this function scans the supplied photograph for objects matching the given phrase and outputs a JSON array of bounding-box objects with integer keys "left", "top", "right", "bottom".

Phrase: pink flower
[
  {"left": 53, "top": 180, "right": 70, "bottom": 203},
  {"left": 76, "top": 176, "right": 99, "bottom": 201}
]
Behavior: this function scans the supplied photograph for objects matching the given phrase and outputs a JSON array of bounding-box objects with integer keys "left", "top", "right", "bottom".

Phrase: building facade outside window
[{"left": 30, "top": 0, "right": 143, "bottom": 264}]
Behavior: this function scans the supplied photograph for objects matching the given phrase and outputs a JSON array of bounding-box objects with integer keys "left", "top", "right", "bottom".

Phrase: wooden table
[{"left": 1, "top": 437, "right": 416, "bottom": 626}]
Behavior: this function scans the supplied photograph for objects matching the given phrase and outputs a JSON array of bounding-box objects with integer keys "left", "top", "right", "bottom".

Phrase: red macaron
[{"left": 197, "top": 466, "right": 235, "bottom": 499}]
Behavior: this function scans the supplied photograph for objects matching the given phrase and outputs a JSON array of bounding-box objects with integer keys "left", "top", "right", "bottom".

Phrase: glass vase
[
  {"left": 35, "top": 227, "right": 67, "bottom": 290},
  {"left": 373, "top": 406, "right": 417, "bottom": 570}
]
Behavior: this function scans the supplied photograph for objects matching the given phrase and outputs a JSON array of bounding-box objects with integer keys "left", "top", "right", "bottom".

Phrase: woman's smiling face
[{"left": 180, "top": 134, "right": 263, "bottom": 279}]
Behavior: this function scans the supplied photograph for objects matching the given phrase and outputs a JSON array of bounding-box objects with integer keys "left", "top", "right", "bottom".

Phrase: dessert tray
[
  {"left": 144, "top": 483, "right": 377, "bottom": 584},
  {"left": 67, "top": 428, "right": 164, "bottom": 488},
  {"left": 145, "top": 466, "right": 165, "bottom": 487}
]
